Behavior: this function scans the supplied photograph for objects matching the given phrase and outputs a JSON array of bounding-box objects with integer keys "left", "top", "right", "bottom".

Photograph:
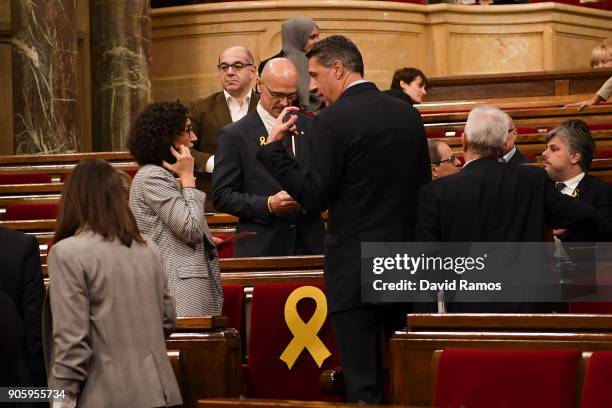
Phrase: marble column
[
  {"left": 11, "top": 0, "right": 80, "bottom": 154},
  {"left": 90, "top": 0, "right": 151, "bottom": 151}
]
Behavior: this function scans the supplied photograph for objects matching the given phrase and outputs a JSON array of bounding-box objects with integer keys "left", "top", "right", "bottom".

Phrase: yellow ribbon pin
[
  {"left": 280, "top": 286, "right": 331, "bottom": 369},
  {"left": 259, "top": 136, "right": 266, "bottom": 145}
]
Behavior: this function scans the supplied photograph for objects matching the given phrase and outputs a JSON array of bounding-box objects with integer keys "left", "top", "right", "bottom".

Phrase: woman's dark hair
[
  {"left": 54, "top": 159, "right": 145, "bottom": 246},
  {"left": 128, "top": 101, "right": 189, "bottom": 166},
  {"left": 390, "top": 67, "right": 428, "bottom": 90}
]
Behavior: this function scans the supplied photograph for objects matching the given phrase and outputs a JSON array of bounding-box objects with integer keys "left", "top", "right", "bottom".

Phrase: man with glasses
[
  {"left": 191, "top": 46, "right": 259, "bottom": 210},
  {"left": 428, "top": 139, "right": 461, "bottom": 179},
  {"left": 502, "top": 113, "right": 531, "bottom": 164},
  {"left": 212, "top": 58, "right": 325, "bottom": 257}
]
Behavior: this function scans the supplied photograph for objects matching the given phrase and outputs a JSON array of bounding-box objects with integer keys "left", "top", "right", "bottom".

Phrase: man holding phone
[{"left": 213, "top": 58, "right": 325, "bottom": 257}]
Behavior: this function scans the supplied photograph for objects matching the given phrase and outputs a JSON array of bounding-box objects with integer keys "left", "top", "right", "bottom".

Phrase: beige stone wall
[{"left": 151, "top": 1, "right": 612, "bottom": 108}]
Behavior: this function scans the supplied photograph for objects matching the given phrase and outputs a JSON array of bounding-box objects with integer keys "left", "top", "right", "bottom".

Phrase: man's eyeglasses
[
  {"left": 433, "top": 154, "right": 457, "bottom": 166},
  {"left": 217, "top": 62, "right": 253, "bottom": 72},
  {"left": 508, "top": 128, "right": 517, "bottom": 134},
  {"left": 262, "top": 83, "right": 298, "bottom": 102}
]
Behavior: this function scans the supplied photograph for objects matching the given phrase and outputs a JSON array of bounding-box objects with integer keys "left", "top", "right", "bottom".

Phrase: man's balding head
[
  {"left": 217, "top": 46, "right": 256, "bottom": 97},
  {"left": 257, "top": 58, "right": 299, "bottom": 118}
]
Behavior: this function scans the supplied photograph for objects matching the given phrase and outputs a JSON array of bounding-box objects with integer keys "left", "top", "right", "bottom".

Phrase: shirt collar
[
  {"left": 346, "top": 79, "right": 369, "bottom": 89},
  {"left": 256, "top": 102, "right": 276, "bottom": 133},
  {"left": 223, "top": 89, "right": 252, "bottom": 105},
  {"left": 560, "top": 172, "right": 585, "bottom": 193},
  {"left": 503, "top": 146, "right": 517, "bottom": 162}
]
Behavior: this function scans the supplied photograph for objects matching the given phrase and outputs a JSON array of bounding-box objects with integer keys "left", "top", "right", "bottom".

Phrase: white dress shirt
[
  {"left": 503, "top": 146, "right": 517, "bottom": 163},
  {"left": 257, "top": 102, "right": 295, "bottom": 155},
  {"left": 554, "top": 172, "right": 585, "bottom": 257},
  {"left": 224, "top": 89, "right": 252, "bottom": 122},
  {"left": 205, "top": 89, "right": 252, "bottom": 173}
]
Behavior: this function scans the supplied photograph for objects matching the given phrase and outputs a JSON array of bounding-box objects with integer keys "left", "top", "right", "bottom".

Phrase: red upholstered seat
[
  {"left": 222, "top": 284, "right": 244, "bottom": 333},
  {"left": 246, "top": 282, "right": 340, "bottom": 401},
  {"left": 0, "top": 174, "right": 52, "bottom": 184},
  {"left": 4, "top": 203, "right": 58, "bottom": 220},
  {"left": 581, "top": 352, "right": 612, "bottom": 408},
  {"left": 435, "top": 348, "right": 580, "bottom": 408},
  {"left": 569, "top": 302, "right": 612, "bottom": 313}
]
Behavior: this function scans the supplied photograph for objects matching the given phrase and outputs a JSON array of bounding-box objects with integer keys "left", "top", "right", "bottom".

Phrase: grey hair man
[
  {"left": 542, "top": 122, "right": 612, "bottom": 242},
  {"left": 501, "top": 112, "right": 530, "bottom": 164},
  {"left": 416, "top": 105, "right": 598, "bottom": 313}
]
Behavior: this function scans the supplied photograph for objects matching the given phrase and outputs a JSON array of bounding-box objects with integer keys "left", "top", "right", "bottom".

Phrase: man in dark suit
[
  {"left": 256, "top": 36, "right": 431, "bottom": 403},
  {"left": 542, "top": 123, "right": 612, "bottom": 297},
  {"left": 191, "top": 46, "right": 259, "bottom": 210},
  {"left": 213, "top": 58, "right": 325, "bottom": 257},
  {"left": 0, "top": 227, "right": 45, "bottom": 387},
  {"left": 542, "top": 122, "right": 612, "bottom": 242},
  {"left": 415, "top": 105, "right": 599, "bottom": 312},
  {"left": 502, "top": 113, "right": 531, "bottom": 164}
]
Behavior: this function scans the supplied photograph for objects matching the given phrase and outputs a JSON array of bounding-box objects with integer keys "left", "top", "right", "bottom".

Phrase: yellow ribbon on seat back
[{"left": 279, "top": 285, "right": 332, "bottom": 370}]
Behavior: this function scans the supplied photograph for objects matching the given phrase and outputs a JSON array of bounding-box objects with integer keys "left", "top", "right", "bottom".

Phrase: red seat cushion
[
  {"left": 569, "top": 302, "right": 612, "bottom": 313},
  {"left": 4, "top": 203, "right": 58, "bottom": 220},
  {"left": 0, "top": 174, "right": 52, "bottom": 184},
  {"left": 581, "top": 352, "right": 612, "bottom": 408},
  {"left": 222, "top": 284, "right": 244, "bottom": 333},
  {"left": 435, "top": 348, "right": 580, "bottom": 408},
  {"left": 247, "top": 282, "right": 340, "bottom": 401}
]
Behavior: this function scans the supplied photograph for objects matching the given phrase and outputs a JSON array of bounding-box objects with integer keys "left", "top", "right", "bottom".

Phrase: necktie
[{"left": 555, "top": 182, "right": 566, "bottom": 192}]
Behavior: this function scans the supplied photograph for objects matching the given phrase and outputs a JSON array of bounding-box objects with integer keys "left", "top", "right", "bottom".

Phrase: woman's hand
[{"left": 163, "top": 145, "right": 196, "bottom": 188}]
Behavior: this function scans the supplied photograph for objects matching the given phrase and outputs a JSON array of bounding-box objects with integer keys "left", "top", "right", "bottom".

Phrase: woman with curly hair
[{"left": 128, "top": 101, "right": 222, "bottom": 316}]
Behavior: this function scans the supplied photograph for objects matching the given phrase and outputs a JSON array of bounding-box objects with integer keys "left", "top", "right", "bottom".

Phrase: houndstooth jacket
[{"left": 129, "top": 164, "right": 223, "bottom": 316}]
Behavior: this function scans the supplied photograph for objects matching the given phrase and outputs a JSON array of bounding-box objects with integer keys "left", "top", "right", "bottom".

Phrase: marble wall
[
  {"left": 11, "top": 0, "right": 80, "bottom": 154},
  {"left": 90, "top": 0, "right": 152, "bottom": 151}
]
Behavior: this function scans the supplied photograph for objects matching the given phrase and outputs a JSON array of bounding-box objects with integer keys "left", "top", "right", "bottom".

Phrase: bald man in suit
[{"left": 191, "top": 46, "right": 260, "bottom": 210}]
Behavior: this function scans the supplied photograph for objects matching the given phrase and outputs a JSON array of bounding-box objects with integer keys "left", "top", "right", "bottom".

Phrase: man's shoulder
[
  {"left": 199, "top": 91, "right": 225, "bottom": 109},
  {"left": 220, "top": 110, "right": 260, "bottom": 137},
  {"left": 580, "top": 174, "right": 612, "bottom": 196}
]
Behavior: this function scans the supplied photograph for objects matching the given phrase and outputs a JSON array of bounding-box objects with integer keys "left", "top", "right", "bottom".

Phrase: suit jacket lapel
[
  {"left": 213, "top": 92, "right": 232, "bottom": 128},
  {"left": 245, "top": 111, "right": 268, "bottom": 147}
]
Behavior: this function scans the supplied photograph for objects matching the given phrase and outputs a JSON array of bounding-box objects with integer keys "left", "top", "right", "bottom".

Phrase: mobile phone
[{"left": 283, "top": 111, "right": 297, "bottom": 123}]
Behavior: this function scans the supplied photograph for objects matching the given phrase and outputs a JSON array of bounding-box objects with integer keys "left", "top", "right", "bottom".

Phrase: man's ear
[
  {"left": 333, "top": 60, "right": 343, "bottom": 79},
  {"left": 569, "top": 151, "right": 582, "bottom": 165},
  {"left": 431, "top": 166, "right": 439, "bottom": 179},
  {"left": 256, "top": 79, "right": 263, "bottom": 93},
  {"left": 399, "top": 80, "right": 409, "bottom": 91},
  {"left": 461, "top": 132, "right": 469, "bottom": 153}
]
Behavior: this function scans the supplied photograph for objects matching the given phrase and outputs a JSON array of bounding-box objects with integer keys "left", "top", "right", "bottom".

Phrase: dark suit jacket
[
  {"left": 382, "top": 88, "right": 415, "bottom": 106},
  {"left": 561, "top": 174, "right": 612, "bottom": 242},
  {"left": 507, "top": 147, "right": 532, "bottom": 165},
  {"left": 191, "top": 91, "right": 259, "bottom": 210},
  {"left": 213, "top": 110, "right": 325, "bottom": 257},
  {"left": 0, "top": 227, "right": 45, "bottom": 386},
  {"left": 415, "top": 158, "right": 597, "bottom": 312},
  {"left": 257, "top": 82, "right": 431, "bottom": 313}
]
